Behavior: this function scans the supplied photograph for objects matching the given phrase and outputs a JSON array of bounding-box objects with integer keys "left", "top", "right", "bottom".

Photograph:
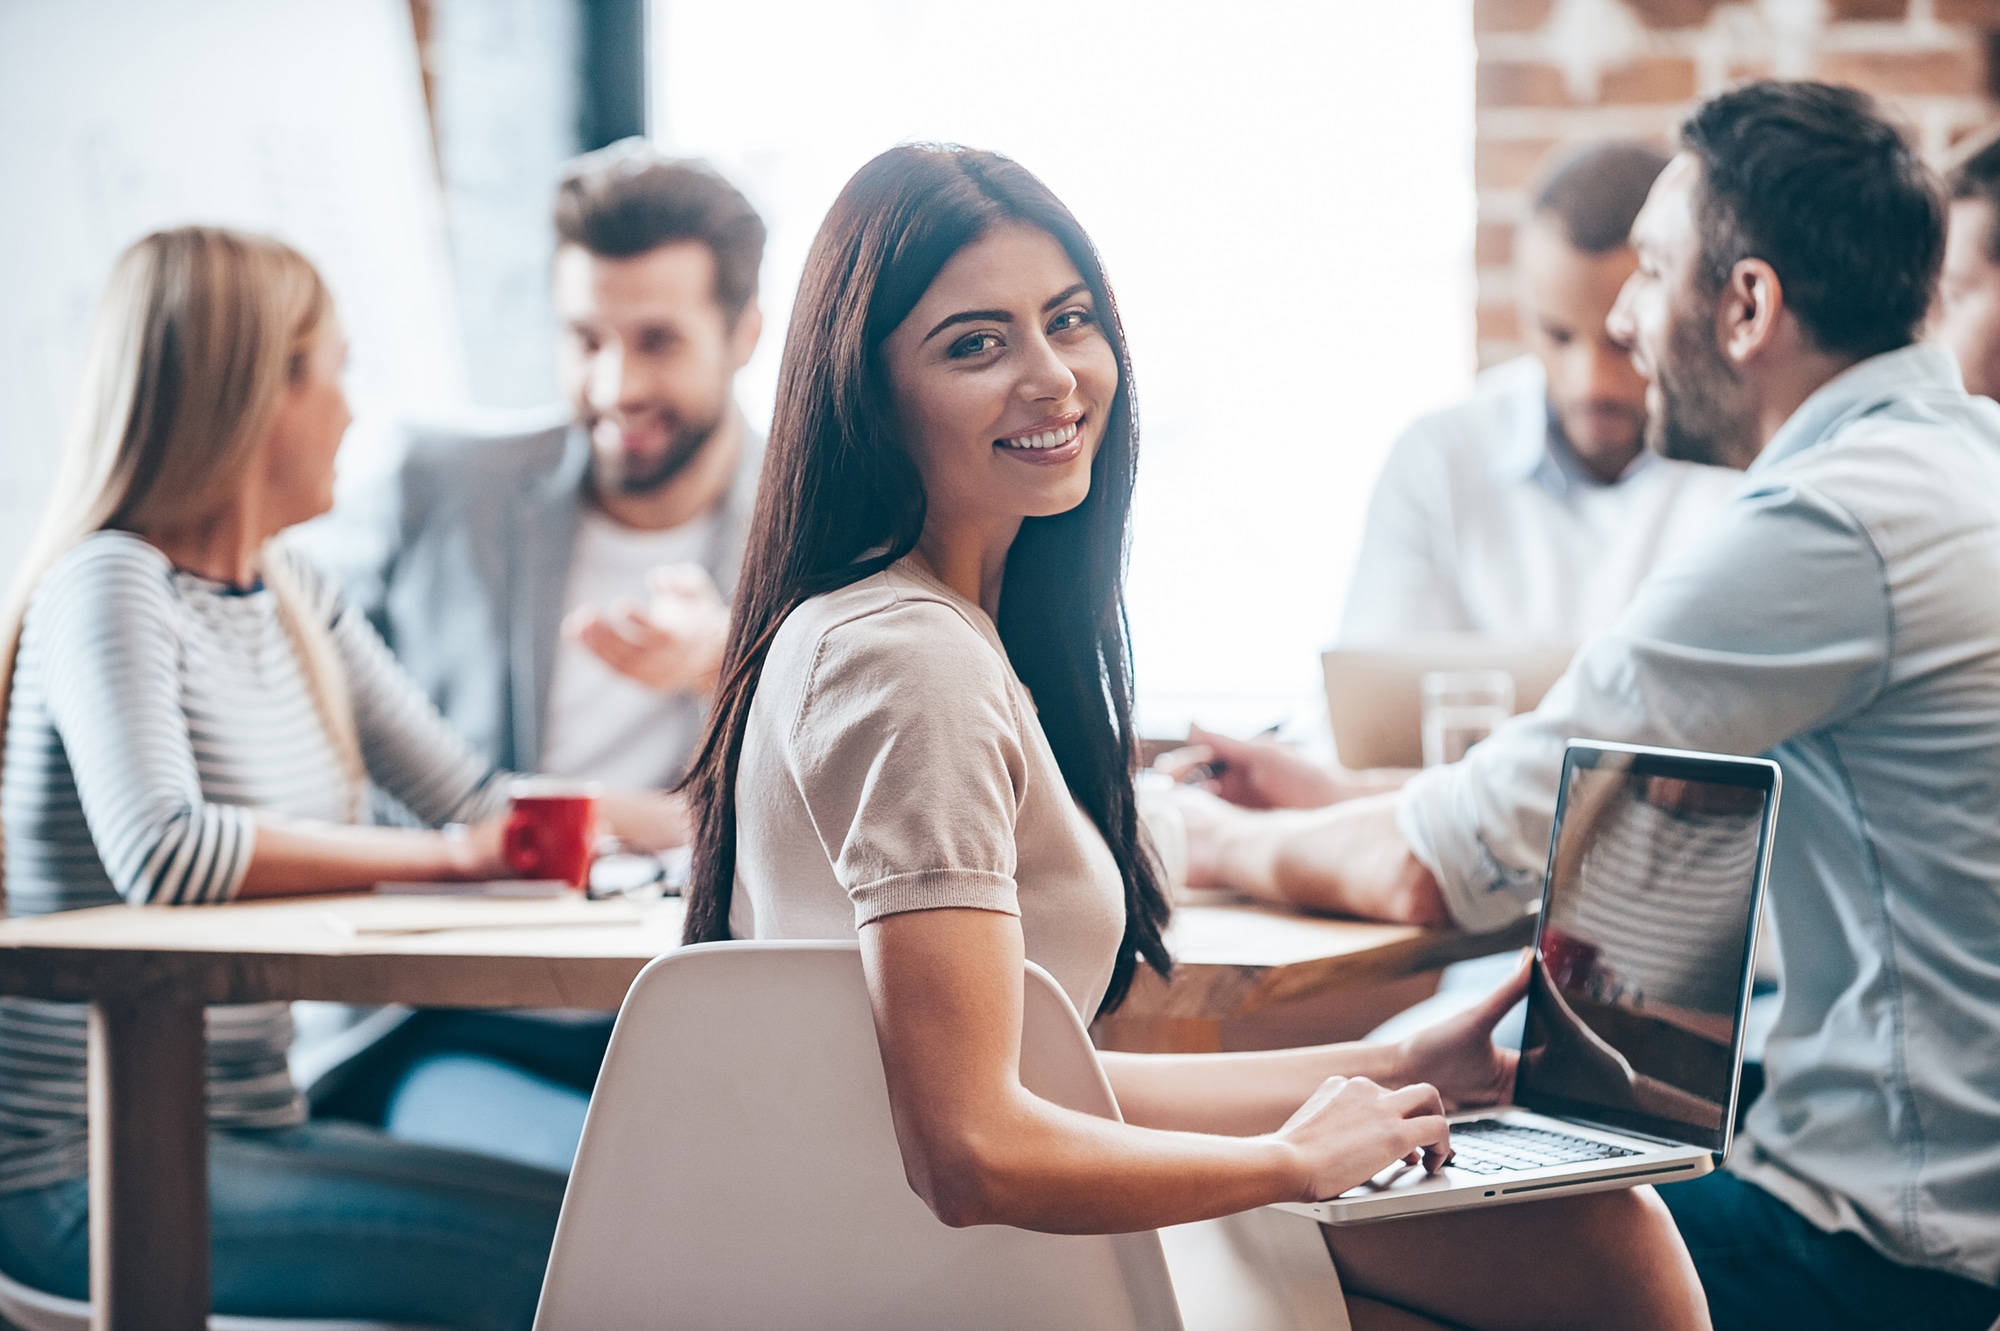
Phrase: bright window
[{"left": 651, "top": 0, "right": 1477, "bottom": 734}]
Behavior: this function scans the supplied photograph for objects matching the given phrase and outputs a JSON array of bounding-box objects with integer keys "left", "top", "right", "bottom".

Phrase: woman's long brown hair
[{"left": 677, "top": 144, "right": 1171, "bottom": 1013}]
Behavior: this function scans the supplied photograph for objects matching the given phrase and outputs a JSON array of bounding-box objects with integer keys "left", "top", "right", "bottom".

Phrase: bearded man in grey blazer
[
  {"left": 293, "top": 143, "right": 766, "bottom": 1156},
  {"left": 308, "top": 138, "right": 764, "bottom": 794}
]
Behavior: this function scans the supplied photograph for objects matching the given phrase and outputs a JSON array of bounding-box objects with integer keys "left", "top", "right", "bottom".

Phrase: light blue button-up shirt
[{"left": 1399, "top": 344, "right": 2000, "bottom": 1284}]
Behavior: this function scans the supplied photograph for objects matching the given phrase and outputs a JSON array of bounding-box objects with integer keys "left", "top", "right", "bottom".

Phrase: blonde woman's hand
[
  {"left": 443, "top": 816, "right": 512, "bottom": 880},
  {"left": 1272, "top": 1074, "right": 1452, "bottom": 1202}
]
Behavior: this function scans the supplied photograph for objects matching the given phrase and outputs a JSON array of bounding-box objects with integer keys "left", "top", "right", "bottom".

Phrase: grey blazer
[{"left": 299, "top": 410, "right": 762, "bottom": 774}]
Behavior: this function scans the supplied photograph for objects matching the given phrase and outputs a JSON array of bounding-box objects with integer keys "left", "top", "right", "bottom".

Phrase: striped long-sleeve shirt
[{"left": 0, "top": 531, "right": 511, "bottom": 1193}]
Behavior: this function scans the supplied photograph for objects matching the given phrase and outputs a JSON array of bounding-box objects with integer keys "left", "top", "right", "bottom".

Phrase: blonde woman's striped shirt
[{"left": 0, "top": 532, "right": 510, "bottom": 1193}]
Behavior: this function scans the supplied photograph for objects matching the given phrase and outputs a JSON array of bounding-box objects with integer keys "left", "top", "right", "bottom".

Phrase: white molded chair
[
  {"left": 533, "top": 939, "right": 1358, "bottom": 1331},
  {"left": 0, "top": 1266, "right": 438, "bottom": 1331}
]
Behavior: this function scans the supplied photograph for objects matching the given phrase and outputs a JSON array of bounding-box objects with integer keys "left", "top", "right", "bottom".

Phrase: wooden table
[
  {"left": 1094, "top": 891, "right": 1533, "bottom": 1052},
  {"left": 0, "top": 891, "right": 1529, "bottom": 1330}
]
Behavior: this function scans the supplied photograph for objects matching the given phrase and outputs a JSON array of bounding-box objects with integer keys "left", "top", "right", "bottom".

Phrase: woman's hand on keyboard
[
  {"left": 1274, "top": 1075, "right": 1453, "bottom": 1201},
  {"left": 1393, "top": 952, "right": 1530, "bottom": 1111}
]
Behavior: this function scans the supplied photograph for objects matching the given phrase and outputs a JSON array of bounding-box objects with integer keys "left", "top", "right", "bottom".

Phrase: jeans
[
  {"left": 0, "top": 1120, "right": 565, "bottom": 1331},
  {"left": 1662, "top": 1169, "right": 2000, "bottom": 1331},
  {"left": 316, "top": 1010, "right": 608, "bottom": 1174}
]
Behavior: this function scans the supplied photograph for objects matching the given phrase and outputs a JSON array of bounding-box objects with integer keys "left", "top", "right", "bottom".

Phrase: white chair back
[{"left": 534, "top": 939, "right": 1184, "bottom": 1330}]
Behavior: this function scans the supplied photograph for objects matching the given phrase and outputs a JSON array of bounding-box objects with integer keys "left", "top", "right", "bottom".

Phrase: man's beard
[
  {"left": 1646, "top": 297, "right": 1757, "bottom": 470},
  {"left": 1552, "top": 400, "right": 1646, "bottom": 459},
  {"left": 592, "top": 404, "right": 726, "bottom": 495}
]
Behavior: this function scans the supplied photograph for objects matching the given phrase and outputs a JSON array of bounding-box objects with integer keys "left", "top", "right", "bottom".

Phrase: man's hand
[
  {"left": 1155, "top": 725, "right": 1345, "bottom": 809},
  {"left": 1392, "top": 953, "right": 1528, "bottom": 1111},
  {"left": 1155, "top": 725, "right": 1411, "bottom": 810},
  {"left": 568, "top": 563, "right": 729, "bottom": 695}
]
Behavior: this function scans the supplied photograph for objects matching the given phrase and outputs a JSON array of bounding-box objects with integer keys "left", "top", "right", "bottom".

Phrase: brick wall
[{"left": 1475, "top": 0, "right": 2000, "bottom": 366}]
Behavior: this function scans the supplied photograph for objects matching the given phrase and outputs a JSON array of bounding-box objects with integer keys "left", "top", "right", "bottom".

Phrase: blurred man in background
[
  {"left": 296, "top": 140, "right": 766, "bottom": 1167},
  {"left": 1340, "top": 142, "right": 1738, "bottom": 645},
  {"left": 307, "top": 138, "right": 764, "bottom": 795},
  {"left": 1934, "top": 126, "right": 2000, "bottom": 401},
  {"left": 1187, "top": 144, "right": 1741, "bottom": 811}
]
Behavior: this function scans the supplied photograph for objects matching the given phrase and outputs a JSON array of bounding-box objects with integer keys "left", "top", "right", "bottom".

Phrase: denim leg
[
  {"left": 207, "top": 1120, "right": 564, "bottom": 1331},
  {"left": 0, "top": 1120, "right": 565, "bottom": 1331},
  {"left": 1662, "top": 1170, "right": 2000, "bottom": 1331},
  {"left": 315, "top": 1009, "right": 614, "bottom": 1125},
  {"left": 385, "top": 1053, "right": 592, "bottom": 1173},
  {"left": 0, "top": 1174, "right": 90, "bottom": 1299}
]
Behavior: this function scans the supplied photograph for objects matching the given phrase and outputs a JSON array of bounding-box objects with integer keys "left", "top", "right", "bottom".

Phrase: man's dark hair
[
  {"left": 1531, "top": 142, "right": 1670, "bottom": 253},
  {"left": 1679, "top": 81, "right": 1943, "bottom": 361},
  {"left": 1946, "top": 125, "right": 2000, "bottom": 261},
  {"left": 554, "top": 138, "right": 766, "bottom": 323}
]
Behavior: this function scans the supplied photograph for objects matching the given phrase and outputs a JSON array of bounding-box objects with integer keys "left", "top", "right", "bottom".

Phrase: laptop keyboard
[{"left": 1445, "top": 1120, "right": 1642, "bottom": 1176}]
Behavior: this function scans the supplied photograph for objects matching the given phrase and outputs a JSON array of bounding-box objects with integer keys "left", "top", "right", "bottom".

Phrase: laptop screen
[{"left": 1515, "top": 743, "right": 1779, "bottom": 1153}]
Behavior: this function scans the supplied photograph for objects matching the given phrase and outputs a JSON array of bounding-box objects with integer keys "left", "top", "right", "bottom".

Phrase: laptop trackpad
[{"left": 1340, "top": 1159, "right": 1457, "bottom": 1197}]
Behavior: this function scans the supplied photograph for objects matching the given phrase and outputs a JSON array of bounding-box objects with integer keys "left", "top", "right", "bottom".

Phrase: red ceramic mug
[{"left": 503, "top": 781, "right": 601, "bottom": 890}]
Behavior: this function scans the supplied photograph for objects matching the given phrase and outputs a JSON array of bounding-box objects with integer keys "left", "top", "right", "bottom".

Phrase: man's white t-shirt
[
  {"left": 539, "top": 506, "right": 719, "bottom": 788},
  {"left": 1339, "top": 357, "right": 1742, "bottom": 644}
]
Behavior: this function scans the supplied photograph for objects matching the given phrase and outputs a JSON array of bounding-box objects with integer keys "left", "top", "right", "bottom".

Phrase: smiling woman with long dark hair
[
  {"left": 678, "top": 144, "right": 1707, "bottom": 1328},
  {"left": 680, "top": 144, "right": 1168, "bottom": 1008}
]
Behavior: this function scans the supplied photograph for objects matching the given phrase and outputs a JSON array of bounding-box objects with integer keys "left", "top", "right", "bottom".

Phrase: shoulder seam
[{"left": 787, "top": 576, "right": 1011, "bottom": 747}]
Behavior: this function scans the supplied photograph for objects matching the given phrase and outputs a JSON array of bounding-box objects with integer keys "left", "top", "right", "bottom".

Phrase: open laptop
[
  {"left": 1280, "top": 739, "right": 1781, "bottom": 1224},
  {"left": 1322, "top": 640, "right": 1577, "bottom": 770}
]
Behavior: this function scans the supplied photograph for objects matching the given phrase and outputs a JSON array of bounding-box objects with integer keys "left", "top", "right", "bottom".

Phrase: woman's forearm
[
  {"left": 1100, "top": 1042, "right": 1405, "bottom": 1135},
  {"left": 864, "top": 910, "right": 1451, "bottom": 1234},
  {"left": 235, "top": 813, "right": 493, "bottom": 898},
  {"left": 236, "top": 788, "right": 690, "bottom": 901},
  {"left": 913, "top": 1085, "right": 1311, "bottom": 1233}
]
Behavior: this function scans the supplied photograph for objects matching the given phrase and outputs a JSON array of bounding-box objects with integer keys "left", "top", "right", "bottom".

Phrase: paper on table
[
  {"left": 323, "top": 897, "right": 649, "bottom": 937},
  {"left": 373, "top": 880, "right": 571, "bottom": 898}
]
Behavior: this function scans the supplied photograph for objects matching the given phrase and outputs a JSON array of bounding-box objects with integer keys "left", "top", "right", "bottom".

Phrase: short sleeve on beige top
[{"left": 730, "top": 559, "right": 1127, "bottom": 1017}]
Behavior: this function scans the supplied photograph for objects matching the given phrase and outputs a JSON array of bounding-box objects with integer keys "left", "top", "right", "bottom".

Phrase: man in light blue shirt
[{"left": 1187, "top": 83, "right": 2000, "bottom": 1327}]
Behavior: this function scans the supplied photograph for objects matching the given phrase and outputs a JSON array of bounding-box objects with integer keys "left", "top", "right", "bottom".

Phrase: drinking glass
[{"left": 1420, "top": 669, "right": 1515, "bottom": 767}]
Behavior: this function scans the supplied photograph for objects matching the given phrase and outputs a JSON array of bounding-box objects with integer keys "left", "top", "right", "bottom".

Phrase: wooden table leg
[{"left": 87, "top": 996, "right": 207, "bottom": 1331}]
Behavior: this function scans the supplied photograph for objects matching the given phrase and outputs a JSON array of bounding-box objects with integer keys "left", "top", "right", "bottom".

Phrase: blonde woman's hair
[{"left": 0, "top": 227, "right": 365, "bottom": 895}]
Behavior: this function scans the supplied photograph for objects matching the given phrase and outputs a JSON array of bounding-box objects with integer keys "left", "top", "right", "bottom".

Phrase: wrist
[
  {"left": 1382, "top": 1035, "right": 1422, "bottom": 1089},
  {"left": 1300, "top": 764, "right": 1347, "bottom": 808},
  {"left": 437, "top": 823, "right": 482, "bottom": 879},
  {"left": 1214, "top": 807, "right": 1287, "bottom": 901},
  {"left": 1257, "top": 1132, "right": 1316, "bottom": 1204}
]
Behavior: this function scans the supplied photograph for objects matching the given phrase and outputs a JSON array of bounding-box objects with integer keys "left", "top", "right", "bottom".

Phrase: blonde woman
[{"left": 0, "top": 228, "right": 673, "bottom": 1329}]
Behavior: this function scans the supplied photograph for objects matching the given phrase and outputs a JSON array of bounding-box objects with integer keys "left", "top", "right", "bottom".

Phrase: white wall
[
  {"left": 650, "top": 0, "right": 1478, "bottom": 733},
  {"left": 0, "top": 0, "right": 465, "bottom": 594},
  {"left": 428, "top": 0, "right": 583, "bottom": 408}
]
